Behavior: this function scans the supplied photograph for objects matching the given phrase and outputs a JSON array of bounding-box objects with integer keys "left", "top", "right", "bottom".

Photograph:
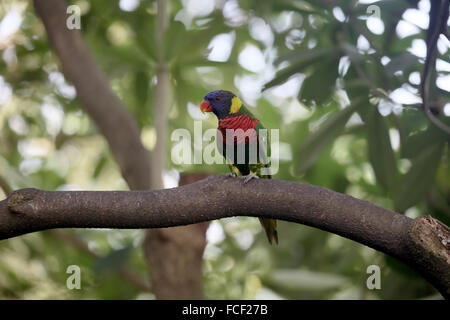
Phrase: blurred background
[{"left": 0, "top": 0, "right": 449, "bottom": 299}]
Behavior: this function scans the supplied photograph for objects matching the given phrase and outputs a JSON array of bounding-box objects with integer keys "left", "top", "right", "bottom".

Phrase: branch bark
[{"left": 0, "top": 175, "right": 449, "bottom": 298}]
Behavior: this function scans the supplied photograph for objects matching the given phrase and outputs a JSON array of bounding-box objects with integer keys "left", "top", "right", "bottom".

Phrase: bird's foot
[
  {"left": 243, "top": 173, "right": 259, "bottom": 183},
  {"left": 226, "top": 172, "right": 238, "bottom": 178}
]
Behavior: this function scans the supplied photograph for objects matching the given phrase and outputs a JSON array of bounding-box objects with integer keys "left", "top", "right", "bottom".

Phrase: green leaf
[
  {"left": 295, "top": 102, "right": 361, "bottom": 174},
  {"left": 394, "top": 142, "right": 444, "bottom": 212},
  {"left": 93, "top": 155, "right": 108, "bottom": 179},
  {"left": 263, "top": 63, "right": 302, "bottom": 90},
  {"left": 385, "top": 255, "right": 419, "bottom": 278},
  {"left": 272, "top": 3, "right": 320, "bottom": 16},
  {"left": 264, "top": 49, "right": 331, "bottom": 90},
  {"left": 256, "top": 99, "right": 281, "bottom": 130},
  {"left": 274, "top": 48, "right": 330, "bottom": 65},
  {"left": 94, "top": 246, "right": 133, "bottom": 275},
  {"left": 134, "top": 71, "right": 149, "bottom": 106},
  {"left": 341, "top": 43, "right": 364, "bottom": 63},
  {"left": 366, "top": 107, "right": 398, "bottom": 192},
  {"left": 299, "top": 58, "right": 339, "bottom": 105},
  {"left": 267, "top": 269, "right": 348, "bottom": 291},
  {"left": 385, "top": 53, "right": 418, "bottom": 76},
  {"left": 164, "top": 21, "right": 188, "bottom": 62},
  {"left": 397, "top": 108, "right": 428, "bottom": 136},
  {"left": 402, "top": 125, "right": 448, "bottom": 159}
]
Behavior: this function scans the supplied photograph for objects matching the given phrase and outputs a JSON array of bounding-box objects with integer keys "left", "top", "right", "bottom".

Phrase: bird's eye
[{"left": 215, "top": 96, "right": 221, "bottom": 101}]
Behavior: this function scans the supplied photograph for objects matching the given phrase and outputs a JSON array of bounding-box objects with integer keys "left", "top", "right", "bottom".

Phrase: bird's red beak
[{"left": 200, "top": 100, "right": 212, "bottom": 113}]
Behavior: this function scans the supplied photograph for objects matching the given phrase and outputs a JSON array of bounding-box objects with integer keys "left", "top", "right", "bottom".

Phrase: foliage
[{"left": 0, "top": 0, "right": 448, "bottom": 299}]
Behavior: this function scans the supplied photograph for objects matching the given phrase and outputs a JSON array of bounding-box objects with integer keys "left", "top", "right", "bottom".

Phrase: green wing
[
  {"left": 232, "top": 105, "right": 278, "bottom": 244},
  {"left": 237, "top": 105, "right": 272, "bottom": 178}
]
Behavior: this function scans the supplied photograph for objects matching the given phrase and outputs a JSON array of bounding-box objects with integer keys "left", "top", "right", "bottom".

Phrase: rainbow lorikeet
[{"left": 200, "top": 90, "right": 278, "bottom": 244}]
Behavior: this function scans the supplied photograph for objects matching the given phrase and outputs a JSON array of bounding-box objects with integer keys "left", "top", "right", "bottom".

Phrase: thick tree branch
[{"left": 0, "top": 175, "right": 449, "bottom": 298}]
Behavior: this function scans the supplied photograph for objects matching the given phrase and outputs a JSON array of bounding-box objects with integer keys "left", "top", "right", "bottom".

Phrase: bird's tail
[{"left": 259, "top": 218, "right": 278, "bottom": 245}]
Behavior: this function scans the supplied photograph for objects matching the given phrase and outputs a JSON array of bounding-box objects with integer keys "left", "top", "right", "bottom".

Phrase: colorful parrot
[{"left": 200, "top": 90, "right": 278, "bottom": 244}]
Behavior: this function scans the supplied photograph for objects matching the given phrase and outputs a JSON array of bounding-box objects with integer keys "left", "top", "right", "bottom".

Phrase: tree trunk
[{"left": 143, "top": 173, "right": 210, "bottom": 299}]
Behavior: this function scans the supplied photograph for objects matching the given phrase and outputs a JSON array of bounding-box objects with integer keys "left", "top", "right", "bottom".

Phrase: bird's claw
[
  {"left": 243, "top": 173, "right": 259, "bottom": 183},
  {"left": 226, "top": 172, "right": 238, "bottom": 178}
]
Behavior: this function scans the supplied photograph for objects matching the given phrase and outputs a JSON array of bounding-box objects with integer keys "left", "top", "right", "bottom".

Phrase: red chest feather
[{"left": 218, "top": 115, "right": 259, "bottom": 145}]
